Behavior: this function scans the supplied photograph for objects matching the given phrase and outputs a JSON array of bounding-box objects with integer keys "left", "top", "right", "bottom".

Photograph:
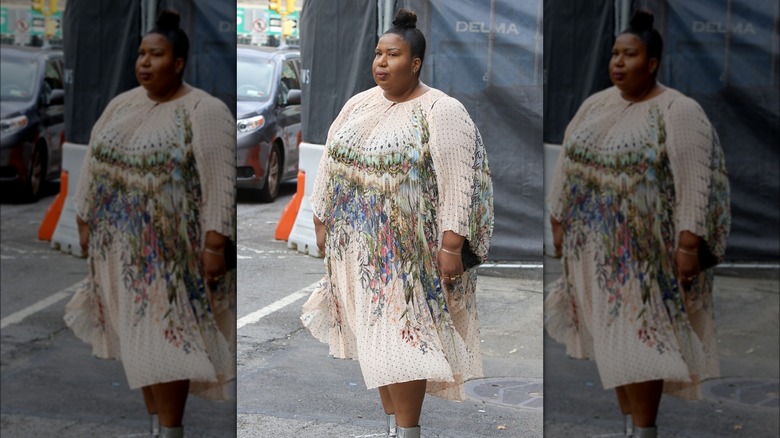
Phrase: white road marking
[
  {"left": 480, "top": 263, "right": 543, "bottom": 269},
  {"left": 237, "top": 281, "right": 319, "bottom": 329},
  {"left": 0, "top": 282, "right": 81, "bottom": 329},
  {"left": 237, "top": 244, "right": 290, "bottom": 255}
]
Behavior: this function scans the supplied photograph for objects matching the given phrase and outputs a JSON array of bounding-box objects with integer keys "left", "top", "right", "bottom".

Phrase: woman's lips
[
  {"left": 375, "top": 71, "right": 388, "bottom": 80},
  {"left": 138, "top": 72, "right": 151, "bottom": 81},
  {"left": 612, "top": 72, "right": 625, "bottom": 81}
]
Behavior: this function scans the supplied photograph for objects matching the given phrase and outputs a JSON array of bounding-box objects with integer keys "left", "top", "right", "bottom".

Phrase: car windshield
[
  {"left": 237, "top": 58, "right": 274, "bottom": 101},
  {"left": 0, "top": 57, "right": 38, "bottom": 102}
]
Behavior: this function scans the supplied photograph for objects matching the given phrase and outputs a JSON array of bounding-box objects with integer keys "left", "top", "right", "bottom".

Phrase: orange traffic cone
[
  {"left": 38, "top": 170, "right": 68, "bottom": 241},
  {"left": 275, "top": 170, "right": 305, "bottom": 241}
]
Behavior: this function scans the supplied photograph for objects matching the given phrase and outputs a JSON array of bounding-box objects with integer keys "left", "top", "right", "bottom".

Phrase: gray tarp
[
  {"left": 63, "top": 0, "right": 141, "bottom": 144},
  {"left": 63, "top": 0, "right": 235, "bottom": 145},
  {"left": 299, "top": 0, "right": 379, "bottom": 145},
  {"left": 543, "top": 0, "right": 780, "bottom": 261},
  {"left": 300, "top": 0, "right": 544, "bottom": 261}
]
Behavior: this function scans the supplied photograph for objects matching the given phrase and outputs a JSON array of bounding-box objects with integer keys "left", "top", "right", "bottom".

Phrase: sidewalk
[
  {"left": 237, "top": 268, "right": 544, "bottom": 438},
  {"left": 542, "top": 256, "right": 780, "bottom": 437}
]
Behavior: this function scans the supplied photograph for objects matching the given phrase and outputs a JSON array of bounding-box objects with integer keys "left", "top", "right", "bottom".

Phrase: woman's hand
[
  {"left": 551, "top": 215, "right": 563, "bottom": 257},
  {"left": 76, "top": 215, "right": 89, "bottom": 257},
  {"left": 313, "top": 215, "right": 326, "bottom": 256},
  {"left": 201, "top": 231, "right": 228, "bottom": 305},
  {"left": 438, "top": 231, "right": 465, "bottom": 296},
  {"left": 675, "top": 231, "right": 702, "bottom": 309}
]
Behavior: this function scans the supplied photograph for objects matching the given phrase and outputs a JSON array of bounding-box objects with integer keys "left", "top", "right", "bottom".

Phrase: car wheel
[
  {"left": 258, "top": 143, "right": 282, "bottom": 202},
  {"left": 24, "top": 143, "right": 46, "bottom": 201}
]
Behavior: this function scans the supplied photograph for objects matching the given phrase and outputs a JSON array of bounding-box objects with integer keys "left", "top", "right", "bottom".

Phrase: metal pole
[
  {"left": 485, "top": 0, "right": 496, "bottom": 86},
  {"left": 534, "top": 0, "right": 543, "bottom": 84},
  {"left": 724, "top": 0, "right": 732, "bottom": 86},
  {"left": 614, "top": 0, "right": 631, "bottom": 35}
]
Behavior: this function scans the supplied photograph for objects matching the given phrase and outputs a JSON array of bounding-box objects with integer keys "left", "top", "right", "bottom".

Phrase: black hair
[
  {"left": 622, "top": 10, "right": 663, "bottom": 76},
  {"left": 384, "top": 9, "right": 426, "bottom": 73},
  {"left": 148, "top": 9, "right": 189, "bottom": 73}
]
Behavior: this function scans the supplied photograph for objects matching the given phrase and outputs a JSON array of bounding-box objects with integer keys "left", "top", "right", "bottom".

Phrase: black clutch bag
[
  {"left": 698, "top": 240, "right": 718, "bottom": 271},
  {"left": 461, "top": 238, "right": 482, "bottom": 270},
  {"left": 224, "top": 238, "right": 237, "bottom": 271}
]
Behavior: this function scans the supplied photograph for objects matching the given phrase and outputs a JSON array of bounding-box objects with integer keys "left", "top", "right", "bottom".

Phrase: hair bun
[
  {"left": 156, "top": 9, "right": 181, "bottom": 31},
  {"left": 629, "top": 10, "right": 654, "bottom": 31},
  {"left": 392, "top": 8, "right": 417, "bottom": 29}
]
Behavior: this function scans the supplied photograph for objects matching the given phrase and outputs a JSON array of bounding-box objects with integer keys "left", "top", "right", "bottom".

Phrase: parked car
[
  {"left": 0, "top": 45, "right": 65, "bottom": 201},
  {"left": 237, "top": 45, "right": 302, "bottom": 202}
]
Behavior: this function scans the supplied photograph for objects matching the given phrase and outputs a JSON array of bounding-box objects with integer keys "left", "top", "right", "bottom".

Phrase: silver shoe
[
  {"left": 624, "top": 414, "right": 634, "bottom": 437},
  {"left": 633, "top": 425, "right": 657, "bottom": 438},
  {"left": 396, "top": 425, "right": 420, "bottom": 438},
  {"left": 149, "top": 414, "right": 160, "bottom": 437},
  {"left": 159, "top": 426, "right": 184, "bottom": 438},
  {"left": 386, "top": 414, "right": 397, "bottom": 437}
]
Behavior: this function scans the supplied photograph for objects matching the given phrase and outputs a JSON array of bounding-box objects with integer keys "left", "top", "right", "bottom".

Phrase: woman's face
[
  {"left": 135, "top": 33, "right": 183, "bottom": 97},
  {"left": 609, "top": 33, "right": 658, "bottom": 96},
  {"left": 373, "top": 33, "right": 420, "bottom": 96}
]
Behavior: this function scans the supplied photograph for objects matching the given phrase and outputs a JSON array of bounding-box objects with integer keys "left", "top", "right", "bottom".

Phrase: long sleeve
[
  {"left": 427, "top": 96, "right": 493, "bottom": 260},
  {"left": 665, "top": 96, "right": 730, "bottom": 256},
  {"left": 665, "top": 96, "right": 715, "bottom": 240},
  {"left": 310, "top": 88, "right": 374, "bottom": 221},
  {"left": 428, "top": 96, "right": 478, "bottom": 238},
  {"left": 73, "top": 91, "right": 128, "bottom": 221},
  {"left": 191, "top": 94, "right": 236, "bottom": 240},
  {"left": 547, "top": 90, "right": 603, "bottom": 221}
]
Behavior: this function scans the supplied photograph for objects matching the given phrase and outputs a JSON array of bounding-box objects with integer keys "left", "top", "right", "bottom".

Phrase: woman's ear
[
  {"left": 648, "top": 57, "right": 659, "bottom": 75},
  {"left": 412, "top": 57, "right": 422, "bottom": 74},
  {"left": 175, "top": 58, "right": 185, "bottom": 75}
]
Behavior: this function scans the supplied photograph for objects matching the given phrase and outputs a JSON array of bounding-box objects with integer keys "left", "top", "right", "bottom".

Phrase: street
[
  {"left": 0, "top": 190, "right": 236, "bottom": 437},
  {"left": 543, "top": 257, "right": 779, "bottom": 437},
  {"left": 236, "top": 182, "right": 544, "bottom": 437}
]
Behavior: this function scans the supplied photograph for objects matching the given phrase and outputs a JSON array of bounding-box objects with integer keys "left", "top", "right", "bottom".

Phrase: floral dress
[
  {"left": 545, "top": 86, "right": 730, "bottom": 399},
  {"left": 64, "top": 87, "right": 236, "bottom": 400},
  {"left": 301, "top": 86, "right": 494, "bottom": 400}
]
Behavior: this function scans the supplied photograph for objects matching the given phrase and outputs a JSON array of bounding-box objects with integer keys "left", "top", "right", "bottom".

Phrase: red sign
[
  {"left": 16, "top": 19, "right": 29, "bottom": 33},
  {"left": 252, "top": 18, "right": 266, "bottom": 33}
]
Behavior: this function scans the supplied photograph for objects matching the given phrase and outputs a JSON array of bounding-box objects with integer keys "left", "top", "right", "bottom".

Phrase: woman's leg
[
  {"left": 378, "top": 385, "right": 395, "bottom": 414},
  {"left": 142, "top": 386, "right": 158, "bottom": 414},
  {"left": 386, "top": 380, "right": 427, "bottom": 428},
  {"left": 148, "top": 379, "right": 190, "bottom": 428},
  {"left": 615, "top": 385, "right": 631, "bottom": 414},
  {"left": 142, "top": 386, "right": 160, "bottom": 436},
  {"left": 623, "top": 379, "right": 663, "bottom": 428},
  {"left": 379, "top": 386, "right": 398, "bottom": 437},
  {"left": 615, "top": 385, "right": 633, "bottom": 435}
]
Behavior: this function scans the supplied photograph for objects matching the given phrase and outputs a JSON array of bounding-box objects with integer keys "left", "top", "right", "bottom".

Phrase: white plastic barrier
[
  {"left": 287, "top": 142, "right": 325, "bottom": 257},
  {"left": 543, "top": 143, "right": 562, "bottom": 257},
  {"left": 51, "top": 142, "right": 88, "bottom": 257}
]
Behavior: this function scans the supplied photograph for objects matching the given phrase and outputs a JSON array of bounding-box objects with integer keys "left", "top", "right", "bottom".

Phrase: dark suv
[
  {"left": 237, "top": 45, "right": 302, "bottom": 202},
  {"left": 0, "top": 45, "right": 65, "bottom": 201}
]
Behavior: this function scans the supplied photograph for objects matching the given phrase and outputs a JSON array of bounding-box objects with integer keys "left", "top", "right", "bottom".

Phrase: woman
[
  {"left": 64, "top": 10, "right": 236, "bottom": 438},
  {"left": 545, "top": 10, "right": 730, "bottom": 438},
  {"left": 300, "top": 9, "right": 493, "bottom": 438}
]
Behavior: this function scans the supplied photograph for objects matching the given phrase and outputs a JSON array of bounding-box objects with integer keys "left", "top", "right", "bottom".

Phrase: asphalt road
[
  {"left": 1, "top": 187, "right": 236, "bottom": 437},
  {"left": 543, "top": 257, "right": 780, "bottom": 437},
  {"left": 7, "top": 182, "right": 765, "bottom": 438},
  {"left": 236, "top": 182, "right": 545, "bottom": 438}
]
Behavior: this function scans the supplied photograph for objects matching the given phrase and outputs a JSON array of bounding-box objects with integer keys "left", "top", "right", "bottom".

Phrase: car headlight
[
  {"left": 0, "top": 115, "right": 28, "bottom": 135},
  {"left": 237, "top": 115, "right": 265, "bottom": 133}
]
